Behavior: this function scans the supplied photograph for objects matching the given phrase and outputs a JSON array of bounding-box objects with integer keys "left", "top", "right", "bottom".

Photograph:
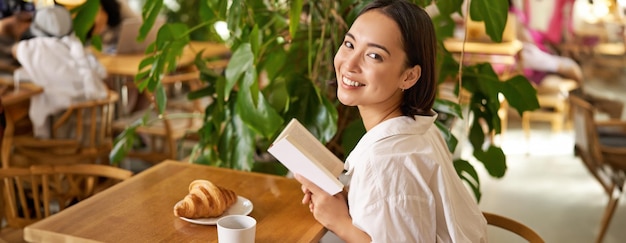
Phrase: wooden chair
[
  {"left": 0, "top": 164, "right": 132, "bottom": 242},
  {"left": 522, "top": 75, "right": 578, "bottom": 137},
  {"left": 9, "top": 90, "right": 119, "bottom": 168},
  {"left": 483, "top": 212, "right": 544, "bottom": 243},
  {"left": 569, "top": 91, "right": 626, "bottom": 243},
  {"left": 112, "top": 68, "right": 206, "bottom": 164}
]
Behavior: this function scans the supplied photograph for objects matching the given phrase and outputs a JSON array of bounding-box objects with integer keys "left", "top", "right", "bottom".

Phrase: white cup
[{"left": 217, "top": 215, "right": 256, "bottom": 243}]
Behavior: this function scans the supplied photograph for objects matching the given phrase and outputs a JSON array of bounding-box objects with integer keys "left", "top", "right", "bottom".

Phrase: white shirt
[
  {"left": 14, "top": 35, "right": 108, "bottom": 138},
  {"left": 344, "top": 114, "right": 487, "bottom": 242}
]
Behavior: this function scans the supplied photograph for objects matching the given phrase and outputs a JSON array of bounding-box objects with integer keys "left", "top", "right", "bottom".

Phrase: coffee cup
[{"left": 216, "top": 215, "right": 256, "bottom": 243}]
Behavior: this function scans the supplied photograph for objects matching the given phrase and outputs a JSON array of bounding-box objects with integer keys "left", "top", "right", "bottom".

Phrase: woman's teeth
[{"left": 342, "top": 77, "right": 364, "bottom": 87}]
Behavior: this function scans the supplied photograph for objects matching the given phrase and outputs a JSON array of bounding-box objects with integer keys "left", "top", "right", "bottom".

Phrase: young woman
[{"left": 295, "top": 0, "right": 487, "bottom": 242}]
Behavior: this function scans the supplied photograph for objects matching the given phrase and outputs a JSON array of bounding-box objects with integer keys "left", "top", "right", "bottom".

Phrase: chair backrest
[
  {"left": 112, "top": 68, "right": 205, "bottom": 164},
  {"left": 11, "top": 90, "right": 119, "bottom": 166},
  {"left": 162, "top": 69, "right": 205, "bottom": 109},
  {"left": 570, "top": 93, "right": 605, "bottom": 169},
  {"left": 53, "top": 90, "right": 119, "bottom": 146},
  {"left": 570, "top": 91, "right": 626, "bottom": 192},
  {"left": 483, "top": 212, "right": 544, "bottom": 243},
  {"left": 0, "top": 164, "right": 132, "bottom": 228}
]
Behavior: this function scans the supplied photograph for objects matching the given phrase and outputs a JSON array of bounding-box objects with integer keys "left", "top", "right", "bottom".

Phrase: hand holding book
[{"left": 267, "top": 119, "right": 344, "bottom": 195}]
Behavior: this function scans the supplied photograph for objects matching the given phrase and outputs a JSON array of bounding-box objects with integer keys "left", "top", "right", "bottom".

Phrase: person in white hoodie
[{"left": 11, "top": 5, "right": 108, "bottom": 138}]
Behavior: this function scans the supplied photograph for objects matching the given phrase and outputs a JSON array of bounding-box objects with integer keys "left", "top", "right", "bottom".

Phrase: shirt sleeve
[
  {"left": 349, "top": 154, "right": 439, "bottom": 243},
  {"left": 348, "top": 151, "right": 486, "bottom": 243}
]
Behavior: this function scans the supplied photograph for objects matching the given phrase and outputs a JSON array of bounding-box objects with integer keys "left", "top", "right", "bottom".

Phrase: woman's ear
[{"left": 401, "top": 65, "right": 421, "bottom": 90}]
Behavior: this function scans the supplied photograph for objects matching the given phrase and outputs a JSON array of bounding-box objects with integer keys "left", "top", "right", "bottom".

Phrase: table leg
[
  {"left": 112, "top": 75, "right": 130, "bottom": 118},
  {"left": 2, "top": 108, "right": 18, "bottom": 168}
]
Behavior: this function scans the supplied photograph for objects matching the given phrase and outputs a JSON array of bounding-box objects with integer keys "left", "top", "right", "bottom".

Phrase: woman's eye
[
  {"left": 367, "top": 53, "right": 382, "bottom": 60},
  {"left": 343, "top": 41, "right": 354, "bottom": 49}
]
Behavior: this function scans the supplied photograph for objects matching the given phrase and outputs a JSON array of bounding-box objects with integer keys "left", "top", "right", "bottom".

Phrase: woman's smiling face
[{"left": 334, "top": 10, "right": 413, "bottom": 109}]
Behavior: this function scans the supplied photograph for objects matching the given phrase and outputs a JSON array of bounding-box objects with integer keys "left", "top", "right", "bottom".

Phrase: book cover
[{"left": 267, "top": 119, "right": 344, "bottom": 195}]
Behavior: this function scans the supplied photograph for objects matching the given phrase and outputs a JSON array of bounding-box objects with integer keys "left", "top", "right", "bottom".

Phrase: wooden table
[
  {"left": 94, "top": 41, "right": 230, "bottom": 77},
  {"left": 24, "top": 160, "right": 326, "bottom": 242},
  {"left": 94, "top": 42, "right": 229, "bottom": 117},
  {"left": 443, "top": 38, "right": 524, "bottom": 76},
  {"left": 0, "top": 78, "right": 43, "bottom": 168}
]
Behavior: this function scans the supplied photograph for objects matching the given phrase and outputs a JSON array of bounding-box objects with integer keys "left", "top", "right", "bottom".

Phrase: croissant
[{"left": 173, "top": 179, "right": 238, "bottom": 218}]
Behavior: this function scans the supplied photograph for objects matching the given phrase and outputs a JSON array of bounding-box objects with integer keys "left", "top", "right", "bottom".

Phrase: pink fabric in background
[{"left": 522, "top": 0, "right": 575, "bottom": 49}]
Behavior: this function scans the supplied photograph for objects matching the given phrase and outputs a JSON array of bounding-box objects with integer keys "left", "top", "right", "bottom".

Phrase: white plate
[{"left": 177, "top": 196, "right": 253, "bottom": 225}]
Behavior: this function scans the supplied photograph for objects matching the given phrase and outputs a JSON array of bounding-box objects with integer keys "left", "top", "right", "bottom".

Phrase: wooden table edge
[
  {"left": 443, "top": 38, "right": 523, "bottom": 56},
  {"left": 24, "top": 227, "right": 102, "bottom": 243}
]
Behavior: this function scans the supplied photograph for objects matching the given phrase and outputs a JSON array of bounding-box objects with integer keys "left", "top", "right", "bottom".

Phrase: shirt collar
[{"left": 344, "top": 111, "right": 438, "bottom": 173}]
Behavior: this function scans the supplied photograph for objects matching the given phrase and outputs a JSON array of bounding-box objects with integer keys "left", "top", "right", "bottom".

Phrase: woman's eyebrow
[{"left": 346, "top": 32, "right": 391, "bottom": 56}]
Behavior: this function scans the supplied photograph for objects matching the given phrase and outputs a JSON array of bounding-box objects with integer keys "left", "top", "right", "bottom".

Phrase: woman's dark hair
[
  {"left": 86, "top": 0, "right": 122, "bottom": 39},
  {"left": 100, "top": 0, "right": 122, "bottom": 28},
  {"left": 359, "top": 0, "right": 437, "bottom": 116}
]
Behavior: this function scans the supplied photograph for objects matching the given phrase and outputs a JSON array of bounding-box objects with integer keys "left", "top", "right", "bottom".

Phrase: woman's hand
[
  {"left": 294, "top": 174, "right": 371, "bottom": 242},
  {"left": 294, "top": 174, "right": 350, "bottom": 228}
]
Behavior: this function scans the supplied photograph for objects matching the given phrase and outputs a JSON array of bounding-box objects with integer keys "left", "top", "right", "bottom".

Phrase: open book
[{"left": 268, "top": 119, "right": 344, "bottom": 195}]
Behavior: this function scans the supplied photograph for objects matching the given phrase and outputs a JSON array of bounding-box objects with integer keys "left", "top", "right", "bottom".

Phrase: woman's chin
[{"left": 337, "top": 95, "right": 357, "bottom": 107}]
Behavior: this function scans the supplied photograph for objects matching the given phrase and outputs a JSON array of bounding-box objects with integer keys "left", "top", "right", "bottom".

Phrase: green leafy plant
[{"left": 71, "top": 0, "right": 539, "bottom": 201}]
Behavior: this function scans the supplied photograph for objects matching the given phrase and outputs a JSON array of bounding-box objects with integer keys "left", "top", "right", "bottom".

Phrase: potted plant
[{"left": 71, "top": 0, "right": 539, "bottom": 200}]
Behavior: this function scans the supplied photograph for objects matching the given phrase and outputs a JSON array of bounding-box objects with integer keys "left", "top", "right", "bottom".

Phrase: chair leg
[
  {"left": 498, "top": 99, "right": 508, "bottom": 136},
  {"left": 596, "top": 187, "right": 621, "bottom": 243},
  {"left": 551, "top": 115, "right": 563, "bottom": 133},
  {"left": 563, "top": 102, "right": 573, "bottom": 130},
  {"left": 522, "top": 112, "right": 531, "bottom": 140}
]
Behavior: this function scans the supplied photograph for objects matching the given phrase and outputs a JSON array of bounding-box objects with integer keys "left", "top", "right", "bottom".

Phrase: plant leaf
[
  {"left": 469, "top": 0, "right": 508, "bottom": 42},
  {"left": 289, "top": 0, "right": 303, "bottom": 39},
  {"left": 437, "top": 49, "right": 460, "bottom": 85},
  {"left": 340, "top": 118, "right": 365, "bottom": 160},
  {"left": 236, "top": 87, "right": 284, "bottom": 140},
  {"left": 435, "top": 120, "right": 458, "bottom": 153},
  {"left": 198, "top": 1, "right": 217, "bottom": 23},
  {"left": 474, "top": 145, "right": 507, "bottom": 178},
  {"left": 431, "top": 14, "right": 456, "bottom": 43},
  {"left": 225, "top": 43, "right": 254, "bottom": 100},
  {"left": 249, "top": 24, "right": 261, "bottom": 57},
  {"left": 283, "top": 75, "right": 337, "bottom": 143},
  {"left": 72, "top": 0, "right": 100, "bottom": 43},
  {"left": 139, "top": 0, "right": 163, "bottom": 41},
  {"left": 109, "top": 124, "right": 138, "bottom": 164},
  {"left": 501, "top": 75, "right": 540, "bottom": 116},
  {"left": 435, "top": 0, "right": 463, "bottom": 16},
  {"left": 469, "top": 118, "right": 485, "bottom": 151},
  {"left": 453, "top": 159, "right": 481, "bottom": 201},
  {"left": 227, "top": 0, "right": 243, "bottom": 39},
  {"left": 434, "top": 98, "right": 463, "bottom": 119},
  {"left": 219, "top": 113, "right": 255, "bottom": 171},
  {"left": 464, "top": 64, "right": 504, "bottom": 133},
  {"left": 154, "top": 83, "right": 166, "bottom": 114}
]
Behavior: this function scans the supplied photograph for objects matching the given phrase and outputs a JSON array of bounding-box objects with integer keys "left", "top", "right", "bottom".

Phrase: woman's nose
[{"left": 342, "top": 52, "right": 361, "bottom": 73}]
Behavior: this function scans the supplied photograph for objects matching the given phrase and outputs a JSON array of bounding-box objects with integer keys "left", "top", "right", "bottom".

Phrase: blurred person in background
[{"left": 11, "top": 5, "right": 108, "bottom": 138}]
